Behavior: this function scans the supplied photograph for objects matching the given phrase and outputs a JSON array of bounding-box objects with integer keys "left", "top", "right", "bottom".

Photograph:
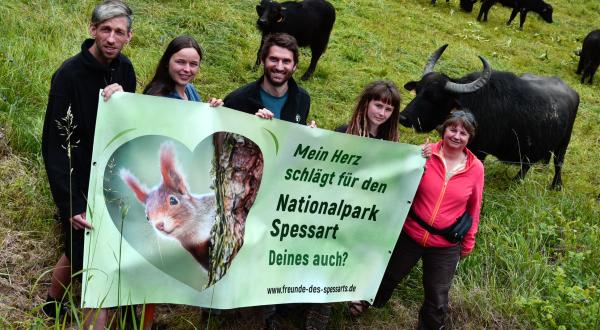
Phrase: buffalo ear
[
  {"left": 404, "top": 81, "right": 417, "bottom": 92},
  {"left": 256, "top": 4, "right": 264, "bottom": 15},
  {"left": 276, "top": 6, "right": 285, "bottom": 22}
]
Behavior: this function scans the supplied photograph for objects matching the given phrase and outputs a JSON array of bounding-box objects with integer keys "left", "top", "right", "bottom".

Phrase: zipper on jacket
[
  {"left": 421, "top": 179, "right": 447, "bottom": 246},
  {"left": 421, "top": 151, "right": 466, "bottom": 246}
]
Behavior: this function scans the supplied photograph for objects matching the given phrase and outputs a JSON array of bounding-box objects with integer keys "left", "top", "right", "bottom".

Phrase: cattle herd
[
  {"left": 254, "top": 0, "right": 598, "bottom": 189},
  {"left": 434, "top": 0, "right": 552, "bottom": 28}
]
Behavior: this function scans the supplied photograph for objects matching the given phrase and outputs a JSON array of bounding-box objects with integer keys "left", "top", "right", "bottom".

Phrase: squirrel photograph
[{"left": 120, "top": 142, "right": 216, "bottom": 271}]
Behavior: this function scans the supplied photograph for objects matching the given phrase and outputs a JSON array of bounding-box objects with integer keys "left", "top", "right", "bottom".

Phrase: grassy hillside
[{"left": 0, "top": 0, "right": 598, "bottom": 328}]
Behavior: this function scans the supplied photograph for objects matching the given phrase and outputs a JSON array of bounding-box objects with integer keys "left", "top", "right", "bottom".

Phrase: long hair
[
  {"left": 345, "top": 80, "right": 401, "bottom": 142},
  {"left": 143, "top": 36, "right": 203, "bottom": 96}
]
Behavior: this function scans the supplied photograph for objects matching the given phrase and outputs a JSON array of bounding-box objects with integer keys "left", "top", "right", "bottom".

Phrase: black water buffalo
[
  {"left": 400, "top": 45, "right": 579, "bottom": 189},
  {"left": 477, "top": 0, "right": 553, "bottom": 29},
  {"left": 577, "top": 30, "right": 600, "bottom": 84},
  {"left": 255, "top": 0, "right": 336, "bottom": 81},
  {"left": 460, "top": 0, "right": 478, "bottom": 12},
  {"left": 431, "top": 0, "right": 478, "bottom": 12}
]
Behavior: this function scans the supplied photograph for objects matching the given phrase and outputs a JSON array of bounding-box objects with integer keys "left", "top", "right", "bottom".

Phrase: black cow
[
  {"left": 255, "top": 0, "right": 336, "bottom": 81},
  {"left": 460, "top": 0, "right": 478, "bottom": 12},
  {"left": 400, "top": 45, "right": 579, "bottom": 189},
  {"left": 577, "top": 30, "right": 600, "bottom": 84},
  {"left": 431, "top": 0, "right": 478, "bottom": 12},
  {"left": 477, "top": 0, "right": 553, "bottom": 29}
]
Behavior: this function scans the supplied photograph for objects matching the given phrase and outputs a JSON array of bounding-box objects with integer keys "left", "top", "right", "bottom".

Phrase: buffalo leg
[
  {"left": 581, "top": 63, "right": 590, "bottom": 83},
  {"left": 507, "top": 8, "right": 519, "bottom": 25},
  {"left": 550, "top": 109, "right": 576, "bottom": 189},
  {"left": 581, "top": 61, "right": 592, "bottom": 83},
  {"left": 550, "top": 156, "right": 563, "bottom": 190},
  {"left": 576, "top": 54, "right": 585, "bottom": 75},
  {"left": 587, "top": 63, "right": 599, "bottom": 84},
  {"left": 551, "top": 144, "right": 569, "bottom": 190},
  {"left": 476, "top": 3, "right": 483, "bottom": 21},
  {"left": 518, "top": 10, "right": 528, "bottom": 29},
  {"left": 581, "top": 62, "right": 594, "bottom": 84},
  {"left": 255, "top": 35, "right": 265, "bottom": 68},
  {"left": 514, "top": 162, "right": 530, "bottom": 182},
  {"left": 478, "top": 0, "right": 494, "bottom": 21},
  {"left": 301, "top": 44, "right": 325, "bottom": 81}
]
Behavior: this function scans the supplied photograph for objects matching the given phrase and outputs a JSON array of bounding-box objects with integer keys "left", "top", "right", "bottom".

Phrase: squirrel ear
[
  {"left": 120, "top": 169, "right": 148, "bottom": 203},
  {"left": 160, "top": 143, "right": 190, "bottom": 195}
]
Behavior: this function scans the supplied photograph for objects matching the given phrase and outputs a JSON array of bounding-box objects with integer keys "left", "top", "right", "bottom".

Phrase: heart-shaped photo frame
[
  {"left": 103, "top": 135, "right": 214, "bottom": 290},
  {"left": 102, "top": 133, "right": 264, "bottom": 291}
]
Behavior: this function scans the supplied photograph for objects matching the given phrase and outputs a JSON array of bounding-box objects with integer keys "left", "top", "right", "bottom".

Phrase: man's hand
[
  {"left": 101, "top": 83, "right": 124, "bottom": 101},
  {"left": 255, "top": 108, "right": 274, "bottom": 119},
  {"left": 70, "top": 212, "right": 92, "bottom": 230},
  {"left": 308, "top": 120, "right": 317, "bottom": 128}
]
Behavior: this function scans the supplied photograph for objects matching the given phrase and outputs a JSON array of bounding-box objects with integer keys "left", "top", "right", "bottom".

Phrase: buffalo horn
[
  {"left": 423, "top": 44, "right": 449, "bottom": 76},
  {"left": 444, "top": 56, "right": 492, "bottom": 94}
]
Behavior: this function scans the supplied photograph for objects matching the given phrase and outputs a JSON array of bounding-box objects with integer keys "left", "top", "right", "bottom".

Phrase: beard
[{"left": 264, "top": 68, "right": 293, "bottom": 87}]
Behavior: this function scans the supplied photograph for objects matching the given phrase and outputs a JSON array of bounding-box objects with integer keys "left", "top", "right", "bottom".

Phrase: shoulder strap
[{"left": 409, "top": 209, "right": 448, "bottom": 235}]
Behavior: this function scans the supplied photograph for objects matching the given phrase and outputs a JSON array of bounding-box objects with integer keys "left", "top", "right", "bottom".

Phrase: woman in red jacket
[{"left": 372, "top": 110, "right": 484, "bottom": 329}]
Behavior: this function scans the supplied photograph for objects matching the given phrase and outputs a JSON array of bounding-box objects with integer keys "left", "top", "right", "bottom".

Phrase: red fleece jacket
[{"left": 403, "top": 141, "right": 484, "bottom": 256}]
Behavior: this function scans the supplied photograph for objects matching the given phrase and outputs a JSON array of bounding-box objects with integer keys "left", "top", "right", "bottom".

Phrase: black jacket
[
  {"left": 223, "top": 76, "right": 310, "bottom": 125},
  {"left": 42, "top": 39, "right": 136, "bottom": 220}
]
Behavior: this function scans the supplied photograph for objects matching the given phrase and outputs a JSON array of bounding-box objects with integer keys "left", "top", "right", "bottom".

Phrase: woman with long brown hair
[
  {"left": 337, "top": 80, "right": 433, "bottom": 320},
  {"left": 144, "top": 35, "right": 221, "bottom": 105},
  {"left": 335, "top": 80, "right": 401, "bottom": 141}
]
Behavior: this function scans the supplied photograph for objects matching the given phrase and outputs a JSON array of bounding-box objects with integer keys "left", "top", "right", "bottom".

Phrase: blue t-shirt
[
  {"left": 259, "top": 87, "right": 288, "bottom": 119},
  {"left": 166, "top": 83, "right": 202, "bottom": 102}
]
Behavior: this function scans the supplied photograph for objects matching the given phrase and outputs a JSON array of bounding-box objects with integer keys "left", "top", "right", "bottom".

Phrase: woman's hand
[
  {"left": 255, "top": 108, "right": 274, "bottom": 119},
  {"left": 421, "top": 138, "right": 432, "bottom": 159},
  {"left": 208, "top": 97, "right": 223, "bottom": 107}
]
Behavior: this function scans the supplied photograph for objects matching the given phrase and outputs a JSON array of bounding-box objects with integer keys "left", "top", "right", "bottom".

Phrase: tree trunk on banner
[{"left": 207, "top": 132, "right": 263, "bottom": 286}]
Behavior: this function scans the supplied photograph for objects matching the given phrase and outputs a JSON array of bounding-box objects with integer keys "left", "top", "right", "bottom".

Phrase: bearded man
[{"left": 224, "top": 33, "right": 311, "bottom": 124}]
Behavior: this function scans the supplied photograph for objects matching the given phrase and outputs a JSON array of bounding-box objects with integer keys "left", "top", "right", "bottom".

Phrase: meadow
[{"left": 0, "top": 0, "right": 599, "bottom": 328}]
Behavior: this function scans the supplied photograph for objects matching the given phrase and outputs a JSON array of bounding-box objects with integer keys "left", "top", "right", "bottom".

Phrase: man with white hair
[{"left": 41, "top": 1, "right": 135, "bottom": 327}]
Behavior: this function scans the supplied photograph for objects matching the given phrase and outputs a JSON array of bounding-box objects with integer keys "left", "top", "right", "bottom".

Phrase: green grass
[{"left": 1, "top": 0, "right": 599, "bottom": 328}]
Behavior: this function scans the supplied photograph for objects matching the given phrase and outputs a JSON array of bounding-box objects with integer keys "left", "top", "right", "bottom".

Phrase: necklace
[{"left": 440, "top": 146, "right": 466, "bottom": 175}]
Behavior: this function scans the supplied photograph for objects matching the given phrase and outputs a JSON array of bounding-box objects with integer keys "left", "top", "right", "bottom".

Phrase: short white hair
[{"left": 91, "top": 0, "right": 133, "bottom": 31}]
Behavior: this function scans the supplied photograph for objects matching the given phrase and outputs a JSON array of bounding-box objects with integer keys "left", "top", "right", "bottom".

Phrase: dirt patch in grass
[
  {"left": 0, "top": 229, "right": 58, "bottom": 325},
  {"left": 0, "top": 127, "right": 60, "bottom": 327}
]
